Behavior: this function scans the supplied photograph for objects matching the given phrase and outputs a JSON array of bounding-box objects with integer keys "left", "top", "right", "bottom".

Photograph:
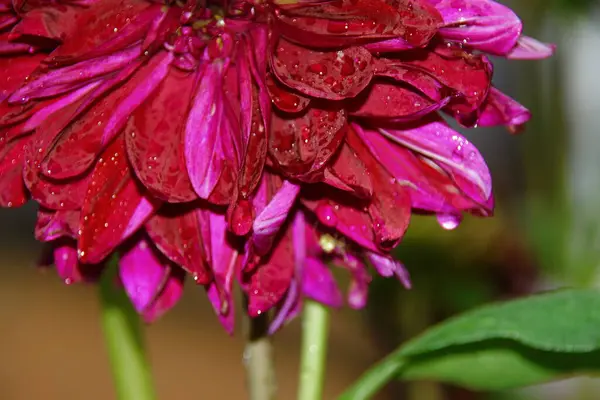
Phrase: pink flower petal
[
  {"left": 252, "top": 180, "right": 300, "bottom": 256},
  {"left": 119, "top": 238, "right": 170, "bottom": 314}
]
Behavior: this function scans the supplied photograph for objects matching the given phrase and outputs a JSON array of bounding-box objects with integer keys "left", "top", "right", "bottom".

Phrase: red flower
[{"left": 0, "top": 0, "right": 552, "bottom": 330}]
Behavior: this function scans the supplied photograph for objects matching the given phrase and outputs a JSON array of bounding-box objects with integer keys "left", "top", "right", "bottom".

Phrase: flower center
[{"left": 163, "top": 0, "right": 267, "bottom": 70}]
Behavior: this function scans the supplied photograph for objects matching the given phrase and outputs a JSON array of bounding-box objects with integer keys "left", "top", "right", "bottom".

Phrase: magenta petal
[
  {"left": 9, "top": 45, "right": 141, "bottom": 103},
  {"left": 507, "top": 35, "right": 556, "bottom": 60},
  {"left": 207, "top": 283, "right": 235, "bottom": 334},
  {"left": 252, "top": 180, "right": 300, "bottom": 256},
  {"left": 184, "top": 62, "right": 230, "bottom": 199},
  {"left": 54, "top": 244, "right": 82, "bottom": 284},
  {"left": 367, "top": 252, "right": 412, "bottom": 289},
  {"left": 379, "top": 120, "right": 492, "bottom": 204},
  {"left": 119, "top": 238, "right": 169, "bottom": 314},
  {"left": 429, "top": 0, "right": 521, "bottom": 55},
  {"left": 100, "top": 52, "right": 173, "bottom": 146},
  {"left": 478, "top": 87, "right": 530, "bottom": 129},
  {"left": 303, "top": 258, "right": 344, "bottom": 307},
  {"left": 142, "top": 268, "right": 185, "bottom": 323},
  {"left": 206, "top": 212, "right": 239, "bottom": 331}
]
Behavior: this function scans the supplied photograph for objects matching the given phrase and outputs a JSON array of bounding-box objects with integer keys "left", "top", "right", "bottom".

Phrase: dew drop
[{"left": 437, "top": 213, "right": 461, "bottom": 230}]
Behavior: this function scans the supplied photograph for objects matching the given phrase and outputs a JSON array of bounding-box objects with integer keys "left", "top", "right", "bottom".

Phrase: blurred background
[{"left": 1, "top": 0, "right": 599, "bottom": 399}]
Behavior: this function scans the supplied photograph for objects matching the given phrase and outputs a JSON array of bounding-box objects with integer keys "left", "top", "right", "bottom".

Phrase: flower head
[{"left": 0, "top": 0, "right": 553, "bottom": 330}]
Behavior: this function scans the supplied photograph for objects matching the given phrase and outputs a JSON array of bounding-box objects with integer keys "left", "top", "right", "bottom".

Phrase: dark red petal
[
  {"left": 326, "top": 143, "right": 373, "bottom": 199},
  {"left": 346, "top": 127, "right": 411, "bottom": 250},
  {"left": 78, "top": 137, "right": 159, "bottom": 264},
  {"left": 347, "top": 82, "right": 447, "bottom": 121},
  {"left": 145, "top": 204, "right": 212, "bottom": 284},
  {"left": 271, "top": 38, "right": 373, "bottom": 100},
  {"left": 396, "top": 46, "right": 492, "bottom": 122},
  {"left": 126, "top": 68, "right": 197, "bottom": 202},
  {"left": 266, "top": 73, "right": 310, "bottom": 113},
  {"left": 245, "top": 233, "right": 295, "bottom": 317},
  {"left": 0, "top": 52, "right": 45, "bottom": 101},
  {"left": 35, "top": 208, "right": 80, "bottom": 241},
  {"left": 276, "top": 0, "right": 442, "bottom": 48},
  {"left": 302, "top": 188, "right": 378, "bottom": 252},
  {"left": 269, "top": 106, "right": 347, "bottom": 179},
  {"left": 41, "top": 54, "right": 170, "bottom": 180},
  {"left": 0, "top": 135, "right": 28, "bottom": 207},
  {"left": 38, "top": 0, "right": 154, "bottom": 63}
]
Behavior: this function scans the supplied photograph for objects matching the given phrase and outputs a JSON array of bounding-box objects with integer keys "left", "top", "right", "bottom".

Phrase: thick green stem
[
  {"left": 244, "top": 313, "right": 277, "bottom": 400},
  {"left": 99, "top": 259, "right": 157, "bottom": 400},
  {"left": 297, "top": 300, "right": 330, "bottom": 400}
]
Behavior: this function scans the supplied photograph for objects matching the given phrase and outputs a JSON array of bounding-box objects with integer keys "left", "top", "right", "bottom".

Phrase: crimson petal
[
  {"left": 271, "top": 38, "right": 373, "bottom": 101},
  {"left": 78, "top": 138, "right": 159, "bottom": 264}
]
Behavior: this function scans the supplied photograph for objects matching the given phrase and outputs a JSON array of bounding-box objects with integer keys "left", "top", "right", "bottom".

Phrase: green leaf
[
  {"left": 401, "top": 289, "right": 600, "bottom": 356},
  {"left": 400, "top": 339, "right": 600, "bottom": 390},
  {"left": 338, "top": 289, "right": 600, "bottom": 400}
]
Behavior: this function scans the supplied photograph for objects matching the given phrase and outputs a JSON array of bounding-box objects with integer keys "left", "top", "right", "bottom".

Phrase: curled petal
[
  {"left": 378, "top": 119, "right": 492, "bottom": 205},
  {"left": 35, "top": 209, "right": 79, "bottom": 242},
  {"left": 478, "top": 87, "right": 530, "bottom": 132},
  {"left": 430, "top": 0, "right": 522, "bottom": 55},
  {"left": 348, "top": 82, "right": 449, "bottom": 121},
  {"left": 269, "top": 106, "right": 347, "bottom": 178},
  {"left": 367, "top": 252, "right": 411, "bottom": 288},
  {"left": 507, "top": 35, "right": 556, "bottom": 60},
  {"left": 266, "top": 73, "right": 310, "bottom": 113}
]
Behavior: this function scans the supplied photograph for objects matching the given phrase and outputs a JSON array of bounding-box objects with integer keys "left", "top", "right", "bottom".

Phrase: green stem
[
  {"left": 99, "top": 258, "right": 157, "bottom": 400},
  {"left": 244, "top": 313, "right": 277, "bottom": 400},
  {"left": 337, "top": 349, "right": 405, "bottom": 400},
  {"left": 297, "top": 300, "right": 330, "bottom": 400}
]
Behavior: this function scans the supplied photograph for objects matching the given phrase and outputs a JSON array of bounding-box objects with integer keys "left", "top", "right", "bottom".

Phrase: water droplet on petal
[{"left": 437, "top": 213, "right": 461, "bottom": 230}]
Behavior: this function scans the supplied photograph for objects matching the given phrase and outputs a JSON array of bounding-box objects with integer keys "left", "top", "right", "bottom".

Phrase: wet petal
[
  {"left": 185, "top": 61, "right": 237, "bottom": 202},
  {"left": 269, "top": 106, "right": 347, "bottom": 178},
  {"left": 276, "top": 0, "right": 442, "bottom": 48},
  {"left": 429, "top": 0, "right": 522, "bottom": 55},
  {"left": 271, "top": 39, "right": 373, "bottom": 100},
  {"left": 378, "top": 118, "right": 492, "bottom": 204},
  {"left": 355, "top": 123, "right": 485, "bottom": 214},
  {"left": 246, "top": 234, "right": 295, "bottom": 317},
  {"left": 347, "top": 82, "right": 449, "bottom": 121},
  {"left": 346, "top": 127, "right": 411, "bottom": 250},
  {"left": 126, "top": 68, "right": 197, "bottom": 202},
  {"left": 326, "top": 143, "right": 373, "bottom": 199},
  {"left": 266, "top": 73, "right": 311, "bottom": 113},
  {"left": 78, "top": 138, "right": 159, "bottom": 264},
  {"left": 53, "top": 244, "right": 83, "bottom": 284},
  {"left": 145, "top": 204, "right": 211, "bottom": 284}
]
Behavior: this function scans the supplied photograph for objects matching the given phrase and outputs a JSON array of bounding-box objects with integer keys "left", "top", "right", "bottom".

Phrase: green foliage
[{"left": 339, "top": 289, "right": 600, "bottom": 399}]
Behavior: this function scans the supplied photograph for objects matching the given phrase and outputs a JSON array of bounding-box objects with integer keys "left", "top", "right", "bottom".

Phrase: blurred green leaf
[
  {"left": 339, "top": 289, "right": 600, "bottom": 400},
  {"left": 401, "top": 289, "right": 600, "bottom": 356},
  {"left": 400, "top": 340, "right": 600, "bottom": 390}
]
